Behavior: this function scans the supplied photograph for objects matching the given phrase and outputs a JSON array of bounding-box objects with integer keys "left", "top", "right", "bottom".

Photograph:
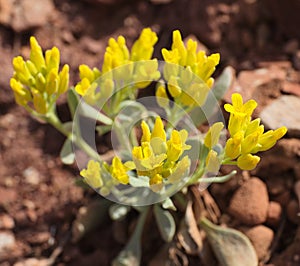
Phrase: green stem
[
  {"left": 45, "top": 110, "right": 101, "bottom": 161},
  {"left": 186, "top": 167, "right": 205, "bottom": 186},
  {"left": 222, "top": 158, "right": 237, "bottom": 165},
  {"left": 45, "top": 111, "right": 70, "bottom": 137},
  {"left": 200, "top": 170, "right": 237, "bottom": 183}
]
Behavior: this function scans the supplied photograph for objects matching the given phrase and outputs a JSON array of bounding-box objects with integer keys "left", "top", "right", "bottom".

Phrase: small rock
[
  {"left": 23, "top": 167, "right": 40, "bottom": 185},
  {"left": 0, "top": 231, "right": 16, "bottom": 254},
  {"left": 282, "top": 81, "right": 300, "bottom": 97},
  {"left": 26, "top": 232, "right": 50, "bottom": 245},
  {"left": 14, "top": 258, "right": 49, "bottom": 266},
  {"left": 258, "top": 61, "right": 292, "bottom": 69},
  {"left": 266, "top": 201, "right": 282, "bottom": 227},
  {"left": 261, "top": 95, "right": 300, "bottom": 137},
  {"left": 26, "top": 209, "right": 37, "bottom": 223},
  {"left": 0, "top": 0, "right": 55, "bottom": 32},
  {"left": 286, "top": 200, "right": 299, "bottom": 224},
  {"left": 242, "top": 225, "right": 274, "bottom": 261},
  {"left": 0, "top": 214, "right": 15, "bottom": 229},
  {"left": 228, "top": 177, "right": 269, "bottom": 225},
  {"left": 224, "top": 66, "right": 285, "bottom": 109},
  {"left": 0, "top": 0, "right": 13, "bottom": 26}
]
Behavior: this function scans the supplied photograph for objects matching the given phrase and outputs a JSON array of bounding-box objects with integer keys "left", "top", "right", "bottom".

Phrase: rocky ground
[{"left": 0, "top": 0, "right": 300, "bottom": 265}]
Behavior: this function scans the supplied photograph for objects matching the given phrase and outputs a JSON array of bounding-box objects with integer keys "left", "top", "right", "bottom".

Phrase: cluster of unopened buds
[{"left": 9, "top": 27, "right": 287, "bottom": 264}]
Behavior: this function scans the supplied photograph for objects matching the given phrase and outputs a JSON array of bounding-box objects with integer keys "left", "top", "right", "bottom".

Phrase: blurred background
[{"left": 0, "top": 0, "right": 299, "bottom": 265}]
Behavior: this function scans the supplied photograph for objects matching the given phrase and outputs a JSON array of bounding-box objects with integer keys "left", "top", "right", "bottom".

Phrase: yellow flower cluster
[
  {"left": 130, "top": 117, "right": 191, "bottom": 191},
  {"left": 80, "top": 117, "right": 191, "bottom": 194},
  {"left": 80, "top": 159, "right": 120, "bottom": 196},
  {"left": 10, "top": 37, "right": 69, "bottom": 114},
  {"left": 224, "top": 93, "right": 287, "bottom": 170},
  {"left": 75, "top": 28, "right": 160, "bottom": 105},
  {"left": 156, "top": 30, "right": 220, "bottom": 108}
]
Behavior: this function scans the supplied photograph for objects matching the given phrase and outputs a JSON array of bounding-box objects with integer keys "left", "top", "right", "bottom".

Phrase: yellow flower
[
  {"left": 224, "top": 93, "right": 257, "bottom": 117},
  {"left": 224, "top": 132, "right": 244, "bottom": 160},
  {"left": 76, "top": 28, "right": 159, "bottom": 105},
  {"left": 131, "top": 28, "right": 158, "bottom": 61},
  {"left": 162, "top": 30, "right": 220, "bottom": 86},
  {"left": 10, "top": 36, "right": 70, "bottom": 114},
  {"left": 253, "top": 126, "right": 287, "bottom": 153},
  {"left": 80, "top": 160, "right": 103, "bottom": 188},
  {"left": 160, "top": 30, "right": 220, "bottom": 109},
  {"left": 74, "top": 64, "right": 103, "bottom": 104},
  {"left": 109, "top": 156, "right": 133, "bottom": 185},
  {"left": 224, "top": 93, "right": 287, "bottom": 171},
  {"left": 151, "top": 116, "right": 167, "bottom": 141},
  {"left": 10, "top": 78, "right": 32, "bottom": 106},
  {"left": 237, "top": 154, "right": 260, "bottom": 171},
  {"left": 133, "top": 59, "right": 161, "bottom": 89},
  {"left": 81, "top": 116, "right": 191, "bottom": 193},
  {"left": 167, "top": 130, "right": 191, "bottom": 162},
  {"left": 167, "top": 156, "right": 191, "bottom": 183},
  {"left": 131, "top": 116, "right": 191, "bottom": 190}
]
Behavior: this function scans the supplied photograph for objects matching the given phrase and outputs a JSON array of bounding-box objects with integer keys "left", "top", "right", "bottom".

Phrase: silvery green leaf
[
  {"left": 113, "top": 208, "right": 148, "bottom": 266},
  {"left": 162, "top": 198, "right": 177, "bottom": 211},
  {"left": 129, "top": 176, "right": 149, "bottom": 187},
  {"left": 79, "top": 101, "right": 113, "bottom": 125},
  {"left": 60, "top": 138, "right": 75, "bottom": 164},
  {"left": 154, "top": 205, "right": 176, "bottom": 242},
  {"left": 200, "top": 217, "right": 258, "bottom": 266},
  {"left": 67, "top": 88, "right": 79, "bottom": 118}
]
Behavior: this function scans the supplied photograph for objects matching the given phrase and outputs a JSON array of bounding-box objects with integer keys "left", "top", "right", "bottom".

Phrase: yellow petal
[
  {"left": 58, "top": 64, "right": 70, "bottom": 95},
  {"left": 224, "top": 132, "right": 244, "bottom": 159},
  {"left": 156, "top": 82, "right": 169, "bottom": 108},
  {"left": 151, "top": 117, "right": 166, "bottom": 141},
  {"left": 80, "top": 160, "right": 103, "bottom": 188},
  {"left": 204, "top": 122, "right": 224, "bottom": 149},
  {"left": 141, "top": 120, "right": 151, "bottom": 143},
  {"left": 205, "top": 150, "right": 220, "bottom": 173},
  {"left": 237, "top": 154, "right": 260, "bottom": 170},
  {"left": 167, "top": 76, "right": 181, "bottom": 98},
  {"left": 29, "top": 36, "right": 46, "bottom": 71}
]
